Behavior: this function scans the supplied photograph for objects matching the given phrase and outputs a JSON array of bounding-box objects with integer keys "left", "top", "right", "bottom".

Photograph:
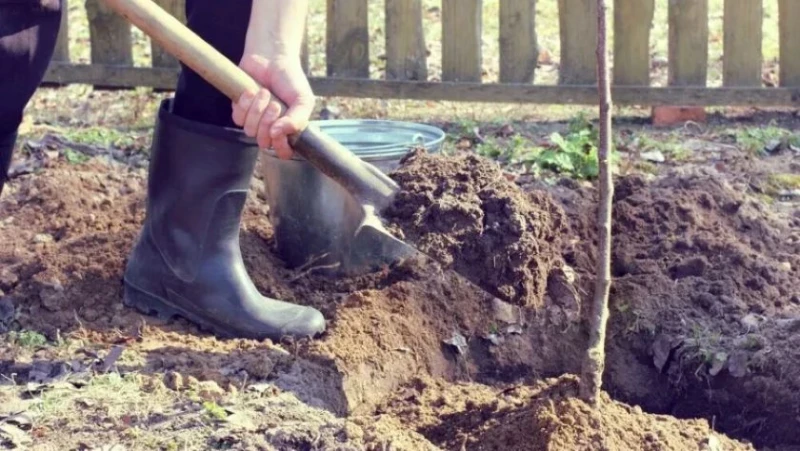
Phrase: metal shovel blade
[{"left": 341, "top": 205, "right": 418, "bottom": 273}]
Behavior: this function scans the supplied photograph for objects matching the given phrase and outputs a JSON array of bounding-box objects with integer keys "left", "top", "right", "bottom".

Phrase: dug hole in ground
[{"left": 0, "top": 143, "right": 798, "bottom": 450}]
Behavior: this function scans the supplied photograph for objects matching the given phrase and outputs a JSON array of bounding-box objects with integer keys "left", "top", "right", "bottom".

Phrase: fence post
[
  {"left": 723, "top": 0, "right": 763, "bottom": 87},
  {"left": 326, "top": 0, "right": 369, "bottom": 78},
  {"left": 668, "top": 0, "right": 708, "bottom": 87},
  {"left": 558, "top": 0, "right": 597, "bottom": 85},
  {"left": 85, "top": 0, "right": 133, "bottom": 67},
  {"left": 150, "top": 0, "right": 185, "bottom": 68},
  {"left": 442, "top": 0, "right": 482, "bottom": 82},
  {"left": 613, "top": 0, "right": 654, "bottom": 86},
  {"left": 385, "top": 0, "right": 427, "bottom": 81},
  {"left": 499, "top": 0, "right": 537, "bottom": 84},
  {"left": 52, "top": 0, "right": 70, "bottom": 62},
  {"left": 779, "top": 0, "right": 800, "bottom": 87},
  {"left": 654, "top": 0, "right": 709, "bottom": 126}
]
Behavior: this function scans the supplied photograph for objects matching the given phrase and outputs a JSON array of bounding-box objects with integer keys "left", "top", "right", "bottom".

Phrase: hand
[{"left": 231, "top": 54, "right": 315, "bottom": 160}]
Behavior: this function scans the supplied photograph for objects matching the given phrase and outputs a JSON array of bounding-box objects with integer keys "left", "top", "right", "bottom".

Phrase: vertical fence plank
[
  {"left": 499, "top": 0, "right": 537, "bottom": 84},
  {"left": 150, "top": 0, "right": 185, "bottom": 68},
  {"left": 52, "top": 0, "right": 70, "bottom": 62},
  {"left": 668, "top": 0, "right": 708, "bottom": 86},
  {"left": 779, "top": 0, "right": 800, "bottom": 87},
  {"left": 558, "top": 0, "right": 597, "bottom": 85},
  {"left": 326, "top": 0, "right": 369, "bottom": 78},
  {"left": 613, "top": 0, "right": 654, "bottom": 85},
  {"left": 723, "top": 0, "right": 763, "bottom": 86},
  {"left": 385, "top": 0, "right": 427, "bottom": 81},
  {"left": 85, "top": 0, "right": 132, "bottom": 65},
  {"left": 442, "top": 0, "right": 482, "bottom": 82}
]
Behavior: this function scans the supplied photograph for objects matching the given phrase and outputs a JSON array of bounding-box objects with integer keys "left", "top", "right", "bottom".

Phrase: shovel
[{"left": 101, "top": 0, "right": 495, "bottom": 295}]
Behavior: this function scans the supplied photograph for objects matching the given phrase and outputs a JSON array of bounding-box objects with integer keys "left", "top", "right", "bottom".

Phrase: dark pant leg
[
  {"left": 0, "top": 0, "right": 63, "bottom": 195},
  {"left": 171, "top": 0, "right": 252, "bottom": 128}
]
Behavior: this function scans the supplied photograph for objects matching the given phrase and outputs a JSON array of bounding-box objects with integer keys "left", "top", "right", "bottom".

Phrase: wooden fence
[{"left": 43, "top": 0, "right": 800, "bottom": 107}]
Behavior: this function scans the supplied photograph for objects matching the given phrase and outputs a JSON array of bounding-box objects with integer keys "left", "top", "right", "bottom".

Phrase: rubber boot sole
[{"left": 122, "top": 280, "right": 241, "bottom": 340}]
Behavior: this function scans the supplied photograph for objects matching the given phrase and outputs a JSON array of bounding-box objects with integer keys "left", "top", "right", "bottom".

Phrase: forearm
[{"left": 244, "top": 0, "right": 308, "bottom": 61}]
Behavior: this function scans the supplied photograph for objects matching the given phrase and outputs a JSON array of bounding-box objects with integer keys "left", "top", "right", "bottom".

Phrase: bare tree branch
[{"left": 579, "top": 0, "right": 614, "bottom": 405}]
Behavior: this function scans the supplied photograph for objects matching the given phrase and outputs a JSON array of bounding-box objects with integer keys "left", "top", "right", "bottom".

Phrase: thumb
[{"left": 271, "top": 94, "right": 316, "bottom": 138}]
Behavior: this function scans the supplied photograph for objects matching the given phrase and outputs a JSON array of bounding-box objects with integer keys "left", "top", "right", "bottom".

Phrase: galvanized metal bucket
[{"left": 259, "top": 119, "right": 445, "bottom": 270}]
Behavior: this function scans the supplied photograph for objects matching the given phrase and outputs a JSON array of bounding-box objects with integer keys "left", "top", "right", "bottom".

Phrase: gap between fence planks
[
  {"left": 779, "top": 0, "right": 800, "bottom": 87},
  {"left": 724, "top": 0, "right": 763, "bottom": 87},
  {"left": 326, "top": 0, "right": 369, "bottom": 78},
  {"left": 385, "top": 0, "right": 427, "bottom": 81},
  {"left": 85, "top": 0, "right": 132, "bottom": 66},
  {"left": 669, "top": 0, "right": 709, "bottom": 86},
  {"left": 558, "top": 0, "right": 597, "bottom": 85},
  {"left": 499, "top": 0, "right": 537, "bottom": 84},
  {"left": 613, "top": 0, "right": 653, "bottom": 86},
  {"left": 442, "top": 0, "right": 482, "bottom": 82}
]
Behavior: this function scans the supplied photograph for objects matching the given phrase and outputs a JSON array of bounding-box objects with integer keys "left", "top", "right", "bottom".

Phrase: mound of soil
[
  {"left": 544, "top": 169, "right": 800, "bottom": 447},
  {"left": 1, "top": 150, "right": 798, "bottom": 449},
  {"left": 381, "top": 375, "right": 752, "bottom": 451},
  {"left": 387, "top": 150, "right": 567, "bottom": 308}
]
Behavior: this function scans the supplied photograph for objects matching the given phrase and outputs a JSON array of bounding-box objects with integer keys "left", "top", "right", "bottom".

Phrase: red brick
[{"left": 651, "top": 106, "right": 707, "bottom": 127}]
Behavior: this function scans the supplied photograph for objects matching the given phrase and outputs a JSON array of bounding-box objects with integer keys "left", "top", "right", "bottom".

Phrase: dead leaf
[
  {"left": 708, "top": 352, "right": 728, "bottom": 376},
  {"left": 443, "top": 331, "right": 468, "bottom": 355},
  {"left": 96, "top": 346, "right": 124, "bottom": 373},
  {"left": 651, "top": 334, "right": 680, "bottom": 373}
]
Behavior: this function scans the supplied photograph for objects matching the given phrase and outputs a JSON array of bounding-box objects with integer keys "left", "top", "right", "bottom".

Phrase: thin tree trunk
[{"left": 579, "top": 0, "right": 613, "bottom": 405}]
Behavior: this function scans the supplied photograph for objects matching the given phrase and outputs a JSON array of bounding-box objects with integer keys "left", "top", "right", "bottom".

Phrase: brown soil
[
  {"left": 386, "top": 150, "right": 567, "bottom": 308},
  {"left": 540, "top": 169, "right": 800, "bottom": 448},
  {"left": 0, "top": 149, "right": 797, "bottom": 449},
  {"left": 381, "top": 375, "right": 752, "bottom": 451}
]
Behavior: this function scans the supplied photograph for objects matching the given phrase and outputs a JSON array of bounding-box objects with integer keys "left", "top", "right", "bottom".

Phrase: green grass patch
[
  {"left": 733, "top": 125, "right": 800, "bottom": 155},
  {"left": 5, "top": 330, "right": 48, "bottom": 348}
]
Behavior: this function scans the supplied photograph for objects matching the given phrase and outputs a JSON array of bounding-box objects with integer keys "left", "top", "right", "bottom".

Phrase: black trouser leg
[
  {"left": 172, "top": 0, "right": 252, "bottom": 128},
  {"left": 0, "top": 1, "right": 62, "bottom": 195}
]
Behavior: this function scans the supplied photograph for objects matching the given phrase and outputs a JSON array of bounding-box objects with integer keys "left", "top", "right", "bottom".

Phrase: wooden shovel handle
[{"left": 101, "top": 0, "right": 399, "bottom": 209}]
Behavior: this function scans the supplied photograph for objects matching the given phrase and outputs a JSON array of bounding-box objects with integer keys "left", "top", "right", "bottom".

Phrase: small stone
[
  {"left": 641, "top": 150, "right": 666, "bottom": 163},
  {"left": 0, "top": 269, "right": 19, "bottom": 288},
  {"left": 33, "top": 233, "right": 54, "bottom": 244},
  {"left": 778, "top": 261, "right": 792, "bottom": 272},
  {"left": 704, "top": 435, "right": 721, "bottom": 451},
  {"left": 740, "top": 313, "right": 764, "bottom": 331},
  {"left": 242, "top": 357, "right": 275, "bottom": 379},
  {"left": 164, "top": 371, "right": 183, "bottom": 391},
  {"left": 39, "top": 281, "right": 65, "bottom": 312},
  {"left": 491, "top": 298, "right": 519, "bottom": 325},
  {"left": 197, "top": 380, "right": 225, "bottom": 402}
]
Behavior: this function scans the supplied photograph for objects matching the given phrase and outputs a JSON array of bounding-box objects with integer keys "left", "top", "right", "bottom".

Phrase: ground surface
[
  {"left": 3, "top": 102, "right": 800, "bottom": 449},
  {"left": 3, "top": 1, "right": 799, "bottom": 447}
]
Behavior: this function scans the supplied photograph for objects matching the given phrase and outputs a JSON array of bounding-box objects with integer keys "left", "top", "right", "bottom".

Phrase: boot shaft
[{"left": 145, "top": 99, "right": 260, "bottom": 282}]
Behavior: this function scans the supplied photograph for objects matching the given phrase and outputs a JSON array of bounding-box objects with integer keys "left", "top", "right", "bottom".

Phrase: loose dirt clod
[{"left": 386, "top": 150, "right": 567, "bottom": 307}]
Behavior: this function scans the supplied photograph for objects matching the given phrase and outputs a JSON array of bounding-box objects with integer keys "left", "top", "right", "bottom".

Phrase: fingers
[
  {"left": 270, "top": 95, "right": 316, "bottom": 159},
  {"left": 232, "top": 89, "right": 284, "bottom": 150}
]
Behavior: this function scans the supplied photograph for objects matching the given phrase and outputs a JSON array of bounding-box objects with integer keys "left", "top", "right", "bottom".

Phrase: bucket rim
[{"left": 262, "top": 118, "right": 446, "bottom": 161}]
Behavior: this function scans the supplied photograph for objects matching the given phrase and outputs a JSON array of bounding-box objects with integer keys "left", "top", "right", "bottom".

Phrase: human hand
[{"left": 231, "top": 54, "right": 315, "bottom": 160}]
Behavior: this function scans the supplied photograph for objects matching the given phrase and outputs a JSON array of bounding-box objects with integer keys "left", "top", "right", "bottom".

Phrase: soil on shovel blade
[{"left": 0, "top": 148, "right": 795, "bottom": 450}]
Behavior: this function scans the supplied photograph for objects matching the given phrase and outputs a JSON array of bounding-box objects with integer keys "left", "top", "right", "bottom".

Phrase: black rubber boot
[
  {"left": 0, "top": 131, "right": 17, "bottom": 197},
  {"left": 123, "top": 99, "right": 326, "bottom": 341}
]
